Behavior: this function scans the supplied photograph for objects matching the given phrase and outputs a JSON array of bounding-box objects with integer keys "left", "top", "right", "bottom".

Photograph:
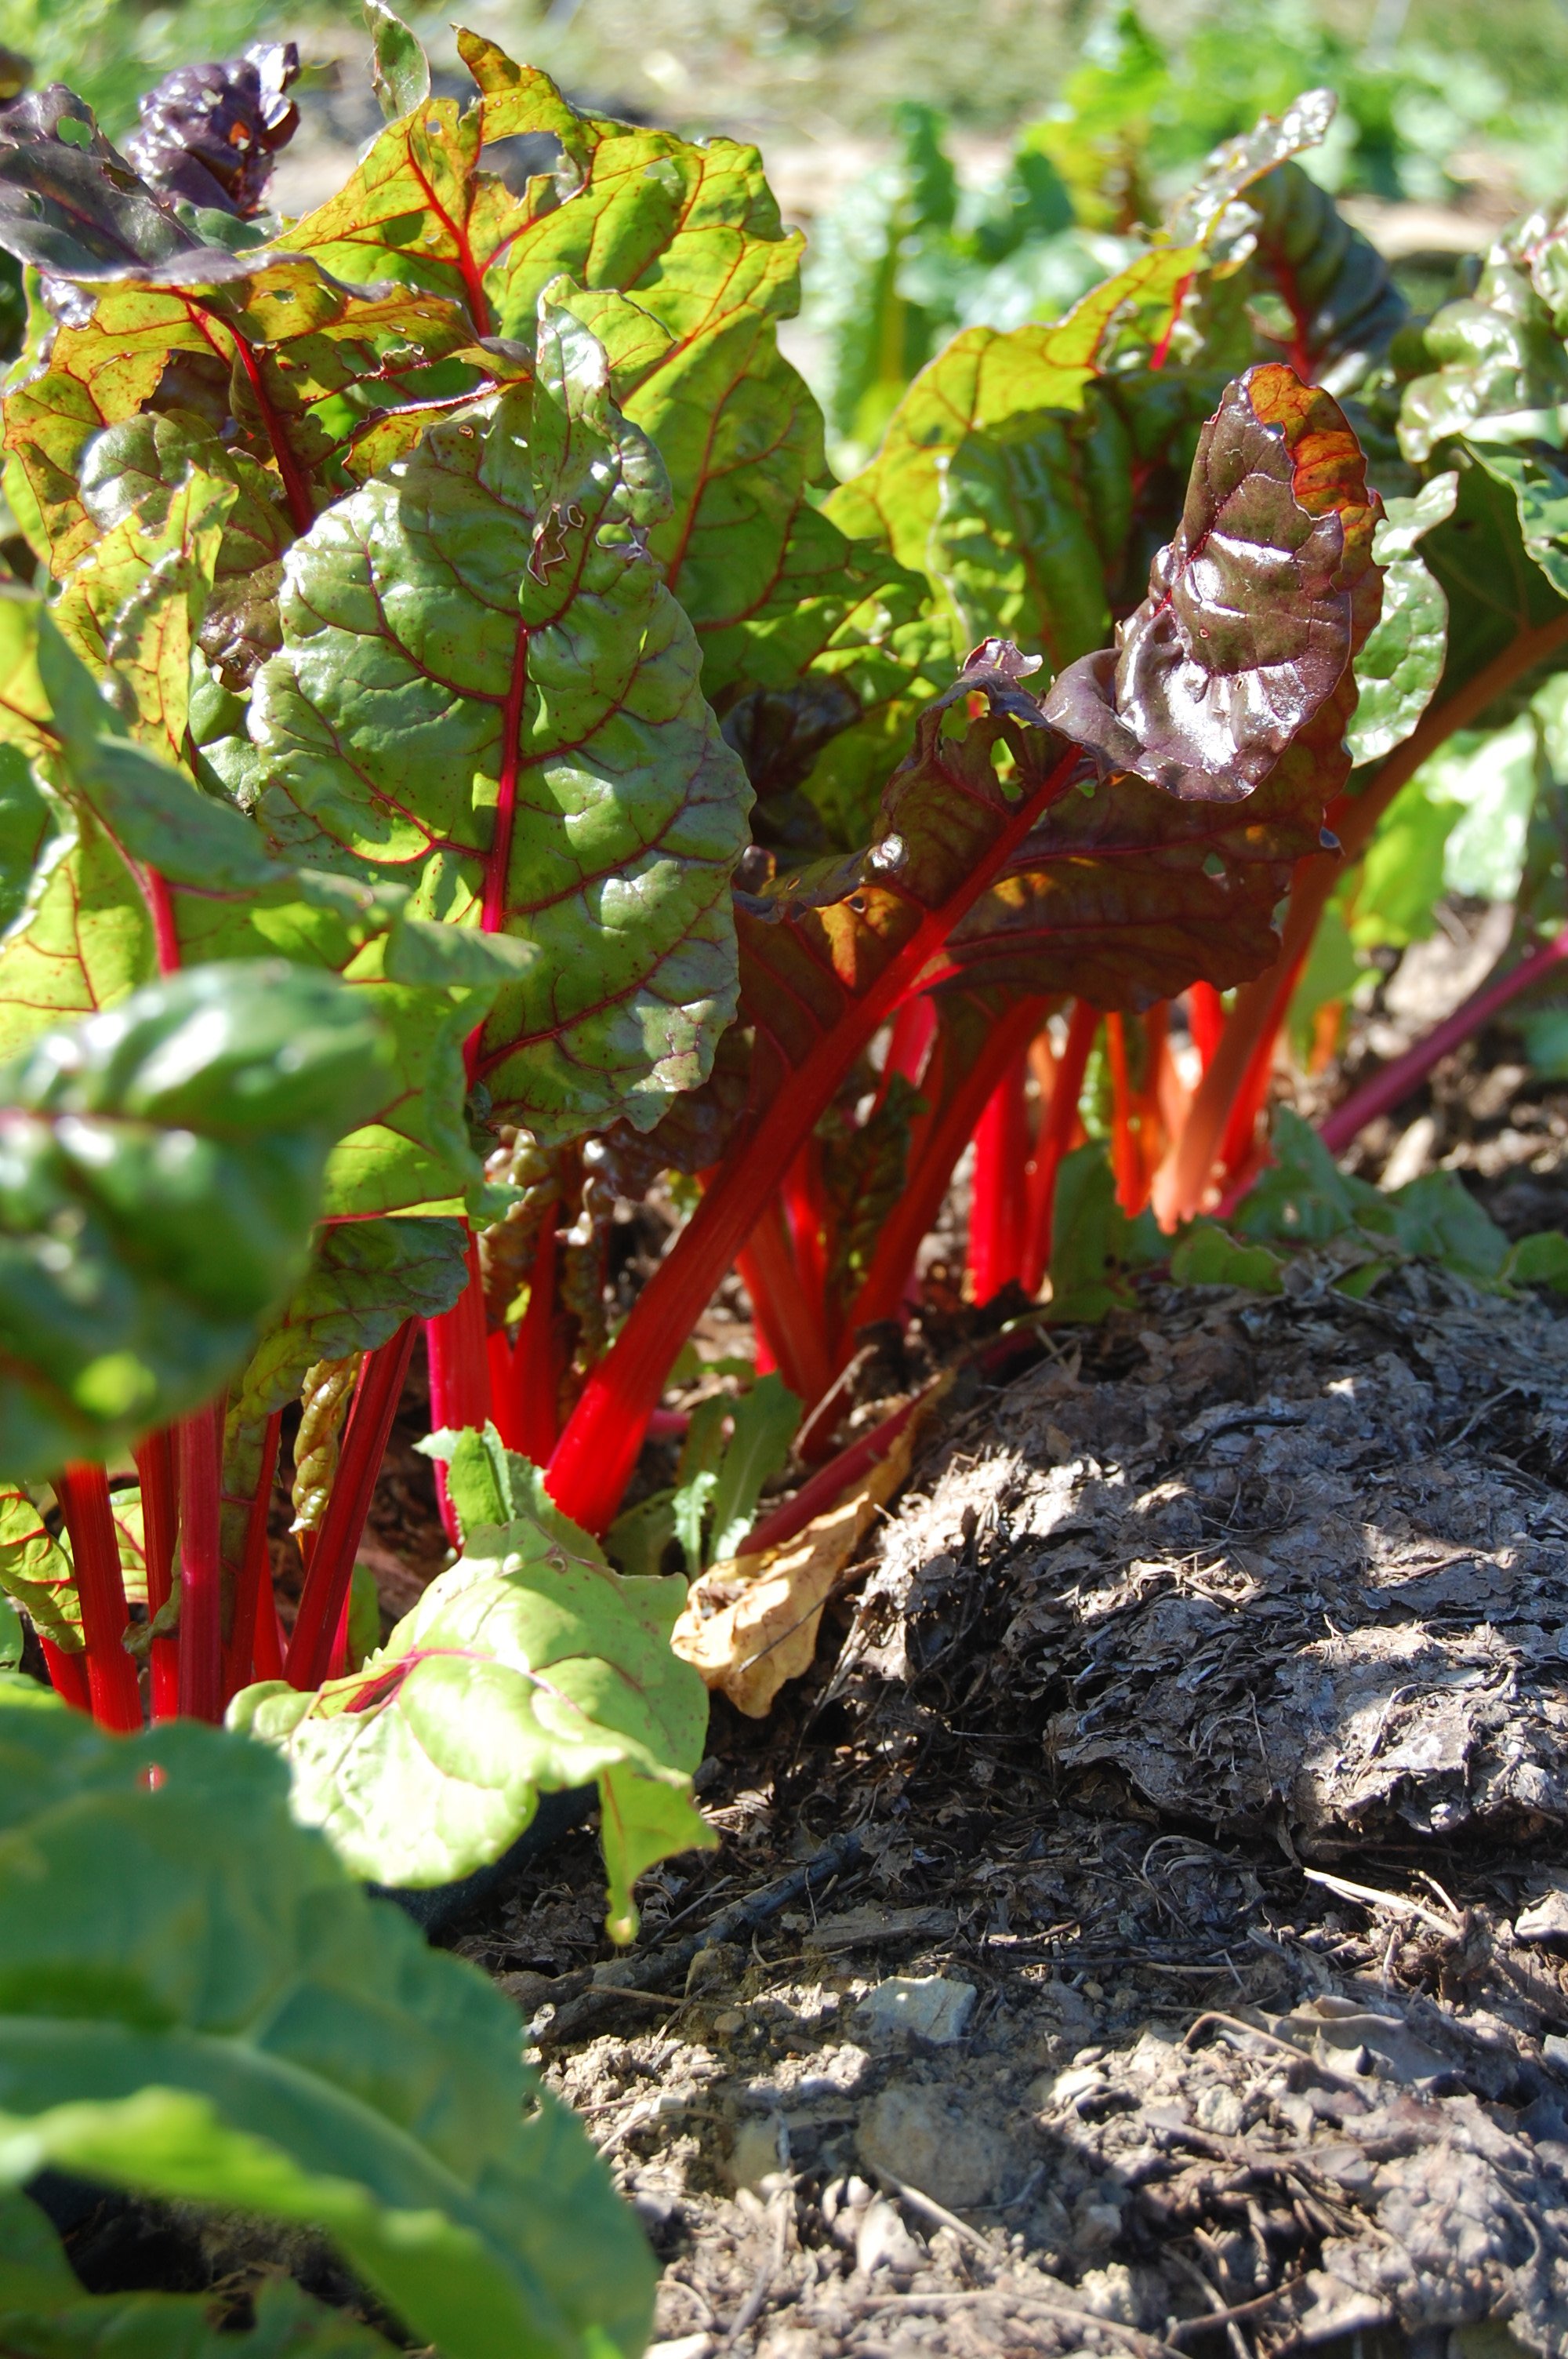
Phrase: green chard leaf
[
  {"left": 0, "top": 961, "right": 393, "bottom": 1478},
  {"left": 1347, "top": 471, "right": 1457, "bottom": 765},
  {"left": 234, "top": 1424, "right": 711, "bottom": 1938},
  {"left": 0, "top": 1698, "right": 655, "bottom": 2359},
  {"left": 247, "top": 285, "right": 752, "bottom": 1143},
  {"left": 0, "top": 1486, "right": 78, "bottom": 1649},
  {"left": 707, "top": 1373, "right": 801, "bottom": 1564},
  {"left": 232, "top": 1216, "right": 470, "bottom": 1421}
]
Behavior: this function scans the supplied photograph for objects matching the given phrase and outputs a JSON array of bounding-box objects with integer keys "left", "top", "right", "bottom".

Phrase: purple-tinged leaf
[{"left": 1044, "top": 363, "right": 1381, "bottom": 803}]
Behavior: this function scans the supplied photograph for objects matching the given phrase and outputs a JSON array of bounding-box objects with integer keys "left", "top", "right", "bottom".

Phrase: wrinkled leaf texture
[
  {"left": 0, "top": 1697, "right": 654, "bottom": 2359},
  {"left": 249, "top": 286, "right": 753, "bottom": 1142}
]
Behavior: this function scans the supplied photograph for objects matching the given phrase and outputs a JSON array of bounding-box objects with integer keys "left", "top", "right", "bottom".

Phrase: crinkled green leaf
[
  {"left": 0, "top": 1486, "right": 78, "bottom": 1648},
  {"left": 0, "top": 1699, "right": 655, "bottom": 2359},
  {"left": 0, "top": 961, "right": 394, "bottom": 1478},
  {"left": 235, "top": 1427, "right": 711, "bottom": 1939},
  {"left": 232, "top": 1216, "right": 469, "bottom": 1422},
  {"left": 927, "top": 399, "right": 1127, "bottom": 676},
  {"left": 53, "top": 460, "right": 236, "bottom": 761},
  {"left": 1346, "top": 471, "right": 1457, "bottom": 765},
  {"left": 292, "top": 38, "right": 820, "bottom": 688},
  {"left": 0, "top": 2187, "right": 400, "bottom": 2359},
  {"left": 1468, "top": 442, "right": 1568, "bottom": 601},
  {"left": 824, "top": 245, "right": 1202, "bottom": 591},
  {"left": 1399, "top": 220, "right": 1568, "bottom": 469},
  {"left": 249, "top": 288, "right": 751, "bottom": 1143}
]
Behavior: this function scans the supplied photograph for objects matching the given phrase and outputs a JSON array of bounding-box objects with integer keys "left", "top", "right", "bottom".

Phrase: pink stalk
[
  {"left": 221, "top": 1411, "right": 281, "bottom": 1705},
  {"left": 1021, "top": 1000, "right": 1099, "bottom": 1293},
  {"left": 285, "top": 1321, "right": 416, "bottom": 1691},
  {"left": 40, "top": 1636, "right": 90, "bottom": 1714},
  {"left": 54, "top": 1463, "right": 143, "bottom": 1732},
  {"left": 424, "top": 1233, "right": 491, "bottom": 1544},
  {"left": 495, "top": 1212, "right": 560, "bottom": 1465},
  {"left": 176, "top": 1401, "right": 225, "bottom": 1723},
  {"left": 851, "top": 998, "right": 1047, "bottom": 1336},
  {"left": 967, "top": 1045, "right": 1031, "bottom": 1303},
  {"left": 1319, "top": 930, "right": 1568, "bottom": 1154},
  {"left": 132, "top": 1429, "right": 180, "bottom": 1721},
  {"left": 735, "top": 1193, "right": 834, "bottom": 1408}
]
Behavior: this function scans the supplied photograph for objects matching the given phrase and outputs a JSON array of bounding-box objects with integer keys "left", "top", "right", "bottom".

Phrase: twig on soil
[
  {"left": 538, "top": 1834, "right": 863, "bottom": 2043},
  {"left": 1301, "top": 1867, "right": 1461, "bottom": 1940},
  {"left": 844, "top": 2287, "right": 1189, "bottom": 2358},
  {"left": 1166, "top": 2248, "right": 1252, "bottom": 2359},
  {"left": 869, "top": 2165, "right": 995, "bottom": 2255}
]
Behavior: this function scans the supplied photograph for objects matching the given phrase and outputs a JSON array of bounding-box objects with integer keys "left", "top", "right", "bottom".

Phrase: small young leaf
[
  {"left": 365, "top": 3, "right": 431, "bottom": 124},
  {"left": 708, "top": 1374, "right": 802, "bottom": 1565},
  {"left": 1169, "top": 1218, "right": 1284, "bottom": 1293},
  {"left": 1507, "top": 1230, "right": 1568, "bottom": 1291}
]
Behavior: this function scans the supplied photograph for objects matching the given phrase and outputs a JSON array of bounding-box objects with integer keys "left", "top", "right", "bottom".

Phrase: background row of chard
[{"left": 1, "top": 15, "right": 1565, "bottom": 1764}]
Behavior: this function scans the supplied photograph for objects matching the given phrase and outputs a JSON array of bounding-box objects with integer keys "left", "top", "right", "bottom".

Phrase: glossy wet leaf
[
  {"left": 1347, "top": 471, "right": 1457, "bottom": 765},
  {"left": 1044, "top": 365, "right": 1381, "bottom": 803},
  {"left": 0, "top": 961, "right": 394, "bottom": 1478},
  {"left": 0, "top": 1698, "right": 655, "bottom": 2359},
  {"left": 234, "top": 1427, "right": 711, "bottom": 1939},
  {"left": 0, "top": 87, "right": 199, "bottom": 282},
  {"left": 249, "top": 287, "right": 751, "bottom": 1143}
]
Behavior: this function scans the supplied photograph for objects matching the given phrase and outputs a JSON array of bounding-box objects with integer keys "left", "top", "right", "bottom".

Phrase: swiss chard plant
[{"left": 3, "top": 0, "right": 1567, "bottom": 1938}]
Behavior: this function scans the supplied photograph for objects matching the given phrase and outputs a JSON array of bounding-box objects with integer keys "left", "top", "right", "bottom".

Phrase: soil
[{"left": 401, "top": 1247, "right": 1568, "bottom": 2359}]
